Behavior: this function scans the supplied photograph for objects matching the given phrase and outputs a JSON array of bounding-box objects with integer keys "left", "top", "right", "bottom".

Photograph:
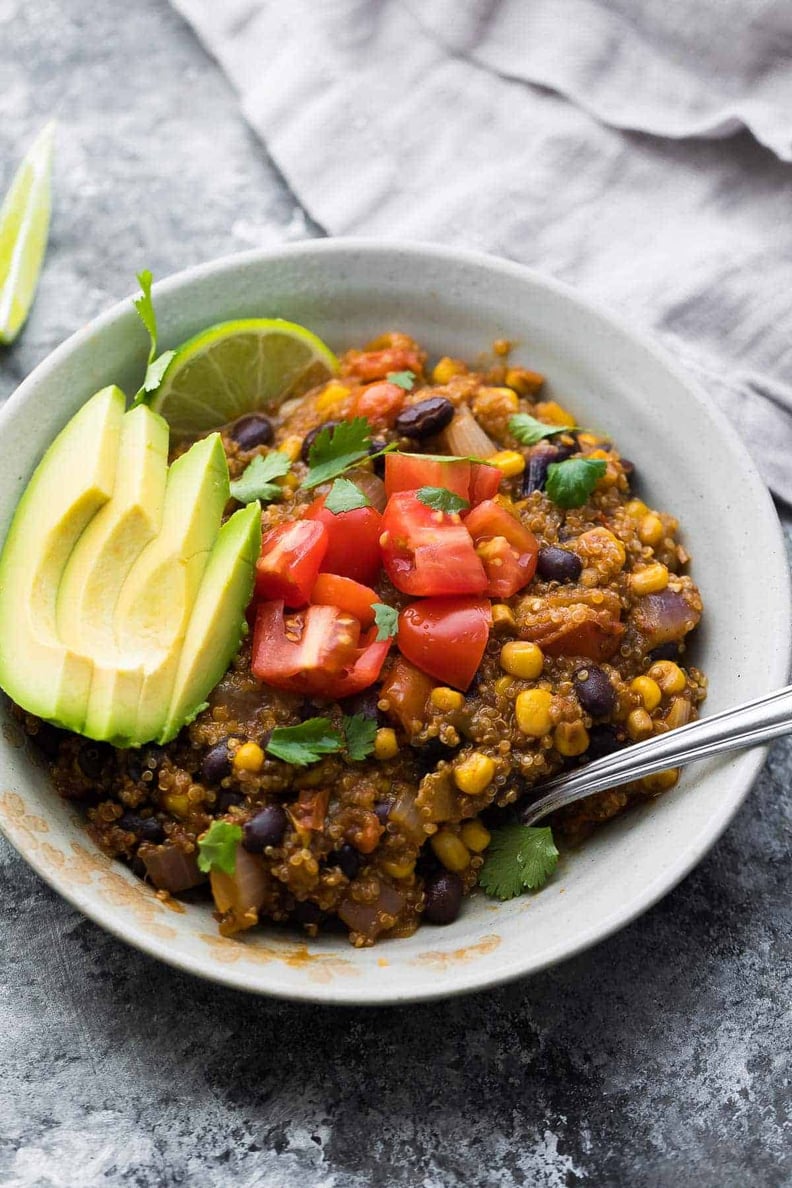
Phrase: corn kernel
[
  {"left": 515, "top": 688, "right": 553, "bottom": 737},
  {"left": 461, "top": 819, "right": 492, "bottom": 853},
  {"left": 431, "top": 686, "right": 465, "bottom": 713},
  {"left": 494, "top": 675, "right": 514, "bottom": 697},
  {"left": 630, "top": 676, "right": 662, "bottom": 711},
  {"left": 627, "top": 708, "right": 653, "bottom": 740},
  {"left": 473, "top": 388, "right": 520, "bottom": 422},
  {"left": 553, "top": 721, "right": 590, "bottom": 757},
  {"left": 278, "top": 435, "right": 303, "bottom": 463},
  {"left": 535, "top": 400, "right": 575, "bottom": 426},
  {"left": 382, "top": 857, "right": 416, "bottom": 879},
  {"left": 630, "top": 563, "right": 669, "bottom": 596},
  {"left": 374, "top": 727, "right": 399, "bottom": 760},
  {"left": 638, "top": 513, "right": 665, "bottom": 546},
  {"left": 500, "top": 641, "right": 544, "bottom": 680},
  {"left": 505, "top": 367, "right": 545, "bottom": 396},
  {"left": 315, "top": 380, "right": 350, "bottom": 412},
  {"left": 641, "top": 768, "right": 680, "bottom": 794},
  {"left": 491, "top": 603, "right": 517, "bottom": 632},
  {"left": 454, "top": 753, "right": 496, "bottom": 796},
  {"left": 280, "top": 472, "right": 300, "bottom": 491},
  {"left": 431, "top": 830, "right": 471, "bottom": 872},
  {"left": 489, "top": 450, "right": 526, "bottom": 478},
  {"left": 432, "top": 356, "right": 467, "bottom": 384},
  {"left": 648, "top": 660, "right": 687, "bottom": 695},
  {"left": 625, "top": 499, "right": 649, "bottom": 519},
  {"left": 162, "top": 791, "right": 190, "bottom": 819},
  {"left": 233, "top": 741, "right": 264, "bottom": 774}
]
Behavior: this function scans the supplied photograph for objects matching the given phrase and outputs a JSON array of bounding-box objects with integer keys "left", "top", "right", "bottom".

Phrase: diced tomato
[
  {"left": 290, "top": 788, "right": 330, "bottom": 832},
  {"left": 353, "top": 382, "right": 405, "bottom": 428},
  {"left": 464, "top": 499, "right": 539, "bottom": 598},
  {"left": 384, "top": 453, "right": 471, "bottom": 502},
  {"left": 252, "top": 601, "right": 390, "bottom": 699},
  {"left": 343, "top": 345, "right": 423, "bottom": 382},
  {"left": 379, "top": 656, "right": 435, "bottom": 734},
  {"left": 397, "top": 597, "right": 492, "bottom": 691},
  {"left": 306, "top": 497, "right": 383, "bottom": 586},
  {"left": 380, "top": 492, "right": 487, "bottom": 597},
  {"left": 255, "top": 521, "right": 328, "bottom": 607},
  {"left": 469, "top": 461, "right": 502, "bottom": 505},
  {"left": 311, "top": 573, "right": 378, "bottom": 629}
]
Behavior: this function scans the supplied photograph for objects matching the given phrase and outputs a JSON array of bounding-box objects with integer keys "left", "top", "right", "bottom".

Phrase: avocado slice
[
  {"left": 57, "top": 404, "right": 170, "bottom": 741},
  {"left": 0, "top": 386, "right": 124, "bottom": 727},
  {"left": 100, "top": 432, "right": 230, "bottom": 745},
  {"left": 159, "top": 500, "right": 262, "bottom": 744}
]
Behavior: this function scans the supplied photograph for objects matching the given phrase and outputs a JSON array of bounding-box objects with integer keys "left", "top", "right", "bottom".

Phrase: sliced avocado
[
  {"left": 0, "top": 387, "right": 124, "bottom": 727},
  {"left": 57, "top": 404, "right": 170, "bottom": 740},
  {"left": 159, "top": 501, "right": 262, "bottom": 744},
  {"left": 101, "top": 432, "right": 230, "bottom": 745}
]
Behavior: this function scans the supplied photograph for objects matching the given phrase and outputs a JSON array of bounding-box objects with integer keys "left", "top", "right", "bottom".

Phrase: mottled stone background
[{"left": 0, "top": 2, "right": 790, "bottom": 1185}]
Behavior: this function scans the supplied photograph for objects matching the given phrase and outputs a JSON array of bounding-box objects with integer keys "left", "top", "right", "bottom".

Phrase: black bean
[
  {"left": 369, "top": 438, "right": 388, "bottom": 477},
  {"left": 29, "top": 722, "right": 65, "bottom": 759},
  {"left": 218, "top": 790, "right": 244, "bottom": 813},
  {"left": 243, "top": 804, "right": 288, "bottom": 852},
  {"left": 523, "top": 444, "right": 557, "bottom": 494},
  {"left": 300, "top": 420, "right": 339, "bottom": 463},
  {"left": 374, "top": 801, "right": 391, "bottom": 826},
  {"left": 292, "top": 900, "right": 322, "bottom": 926},
  {"left": 127, "top": 744, "right": 164, "bottom": 783},
  {"left": 586, "top": 725, "right": 626, "bottom": 760},
  {"left": 339, "top": 688, "right": 382, "bottom": 722},
  {"left": 536, "top": 546, "right": 582, "bottom": 583},
  {"left": 423, "top": 870, "right": 463, "bottom": 925},
  {"left": 650, "top": 641, "right": 681, "bottom": 662},
  {"left": 77, "top": 742, "right": 110, "bottom": 781},
  {"left": 119, "top": 814, "right": 166, "bottom": 844},
  {"left": 395, "top": 396, "right": 455, "bottom": 439},
  {"left": 201, "top": 739, "right": 233, "bottom": 784},
  {"left": 621, "top": 458, "right": 635, "bottom": 477},
  {"left": 333, "top": 844, "right": 361, "bottom": 880},
  {"left": 230, "top": 414, "right": 274, "bottom": 450},
  {"left": 573, "top": 665, "right": 616, "bottom": 717}
]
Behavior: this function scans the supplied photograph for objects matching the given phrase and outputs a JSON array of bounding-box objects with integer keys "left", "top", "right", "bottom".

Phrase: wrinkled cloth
[{"left": 171, "top": 0, "right": 792, "bottom": 502}]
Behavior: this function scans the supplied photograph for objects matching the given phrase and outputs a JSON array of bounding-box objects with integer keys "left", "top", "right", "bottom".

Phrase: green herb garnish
[
  {"left": 229, "top": 451, "right": 291, "bottom": 504},
  {"left": 372, "top": 602, "right": 399, "bottom": 641},
  {"left": 324, "top": 476, "right": 371, "bottom": 514},
  {"left": 343, "top": 714, "right": 378, "bottom": 761},
  {"left": 197, "top": 820, "right": 243, "bottom": 875},
  {"left": 509, "top": 413, "right": 577, "bottom": 446},
  {"left": 415, "top": 486, "right": 470, "bottom": 514},
  {"left": 478, "top": 825, "right": 559, "bottom": 900},
  {"left": 132, "top": 270, "right": 176, "bottom": 404},
  {"left": 301, "top": 418, "right": 372, "bottom": 490},
  {"left": 265, "top": 718, "right": 345, "bottom": 766},
  {"left": 545, "top": 458, "right": 607, "bottom": 509},
  {"left": 386, "top": 370, "right": 416, "bottom": 391}
]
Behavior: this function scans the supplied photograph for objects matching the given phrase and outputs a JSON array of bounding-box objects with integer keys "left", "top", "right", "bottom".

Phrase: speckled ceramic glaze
[{"left": 0, "top": 241, "right": 787, "bottom": 1004}]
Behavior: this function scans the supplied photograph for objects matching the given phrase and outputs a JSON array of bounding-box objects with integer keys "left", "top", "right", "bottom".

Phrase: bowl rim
[{"left": 1, "top": 237, "right": 789, "bottom": 1005}]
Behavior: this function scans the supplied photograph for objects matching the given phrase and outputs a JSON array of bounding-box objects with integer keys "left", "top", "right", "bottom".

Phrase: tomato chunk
[
  {"left": 385, "top": 453, "right": 471, "bottom": 502},
  {"left": 379, "top": 656, "right": 435, "bottom": 733},
  {"left": 353, "top": 382, "right": 405, "bottom": 428},
  {"left": 255, "top": 521, "right": 328, "bottom": 607},
  {"left": 380, "top": 492, "right": 487, "bottom": 597},
  {"left": 464, "top": 499, "right": 539, "bottom": 598},
  {"left": 311, "top": 573, "right": 378, "bottom": 629},
  {"left": 306, "top": 497, "right": 383, "bottom": 586},
  {"left": 397, "top": 597, "right": 492, "bottom": 691},
  {"left": 469, "top": 462, "right": 502, "bottom": 505}
]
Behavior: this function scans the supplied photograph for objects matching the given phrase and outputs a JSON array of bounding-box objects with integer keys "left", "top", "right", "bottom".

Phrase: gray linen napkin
[{"left": 171, "top": 0, "right": 792, "bottom": 503}]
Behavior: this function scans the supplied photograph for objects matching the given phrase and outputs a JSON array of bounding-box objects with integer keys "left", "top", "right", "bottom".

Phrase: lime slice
[
  {"left": 151, "top": 318, "right": 338, "bottom": 440},
  {"left": 0, "top": 123, "right": 54, "bottom": 345}
]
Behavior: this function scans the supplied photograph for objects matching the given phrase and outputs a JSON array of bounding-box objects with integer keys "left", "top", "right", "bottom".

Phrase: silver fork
[{"left": 520, "top": 683, "right": 792, "bottom": 826}]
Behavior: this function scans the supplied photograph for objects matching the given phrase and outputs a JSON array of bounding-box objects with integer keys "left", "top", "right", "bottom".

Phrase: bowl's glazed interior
[{"left": 0, "top": 241, "right": 787, "bottom": 1003}]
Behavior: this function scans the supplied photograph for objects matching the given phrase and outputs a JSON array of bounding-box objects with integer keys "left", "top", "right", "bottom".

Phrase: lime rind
[{"left": 0, "top": 122, "right": 54, "bottom": 345}]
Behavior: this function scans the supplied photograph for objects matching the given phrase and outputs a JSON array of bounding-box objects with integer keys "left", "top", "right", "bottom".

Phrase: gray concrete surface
[{"left": 0, "top": 2, "right": 790, "bottom": 1185}]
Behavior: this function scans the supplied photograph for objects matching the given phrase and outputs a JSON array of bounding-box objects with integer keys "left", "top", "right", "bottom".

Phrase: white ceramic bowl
[{"left": 0, "top": 241, "right": 788, "bottom": 1004}]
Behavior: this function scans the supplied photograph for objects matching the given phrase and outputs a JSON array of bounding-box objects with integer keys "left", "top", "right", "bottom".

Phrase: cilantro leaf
[
  {"left": 372, "top": 602, "right": 399, "bottom": 641},
  {"left": 324, "top": 476, "right": 371, "bottom": 514},
  {"left": 478, "top": 825, "right": 559, "bottom": 900},
  {"left": 386, "top": 370, "right": 416, "bottom": 391},
  {"left": 301, "top": 418, "right": 373, "bottom": 490},
  {"left": 132, "top": 270, "right": 175, "bottom": 404},
  {"left": 509, "top": 413, "right": 577, "bottom": 446},
  {"left": 140, "top": 349, "right": 176, "bottom": 394},
  {"left": 265, "top": 718, "right": 345, "bottom": 766},
  {"left": 229, "top": 452, "right": 291, "bottom": 504},
  {"left": 343, "top": 714, "right": 378, "bottom": 761},
  {"left": 416, "top": 485, "right": 470, "bottom": 514},
  {"left": 197, "top": 820, "right": 243, "bottom": 875},
  {"left": 545, "top": 458, "right": 607, "bottom": 509}
]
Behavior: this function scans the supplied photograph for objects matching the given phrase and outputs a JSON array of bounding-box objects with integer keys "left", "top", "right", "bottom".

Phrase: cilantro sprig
[
  {"left": 324, "top": 477, "right": 371, "bottom": 514},
  {"left": 386, "top": 370, "right": 416, "bottom": 391},
  {"left": 197, "top": 820, "right": 243, "bottom": 875},
  {"left": 266, "top": 718, "right": 345, "bottom": 766},
  {"left": 509, "top": 413, "right": 577, "bottom": 446},
  {"left": 230, "top": 452, "right": 291, "bottom": 504},
  {"left": 372, "top": 602, "right": 399, "bottom": 641},
  {"left": 343, "top": 714, "right": 378, "bottom": 761},
  {"left": 300, "top": 418, "right": 397, "bottom": 490},
  {"left": 478, "top": 825, "right": 559, "bottom": 900},
  {"left": 132, "top": 270, "right": 176, "bottom": 404},
  {"left": 416, "top": 486, "right": 470, "bottom": 514},
  {"left": 545, "top": 458, "right": 607, "bottom": 509}
]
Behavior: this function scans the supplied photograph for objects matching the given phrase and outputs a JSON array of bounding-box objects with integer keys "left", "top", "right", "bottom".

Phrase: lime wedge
[
  {"left": 0, "top": 123, "right": 54, "bottom": 345},
  {"left": 150, "top": 318, "right": 338, "bottom": 440}
]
